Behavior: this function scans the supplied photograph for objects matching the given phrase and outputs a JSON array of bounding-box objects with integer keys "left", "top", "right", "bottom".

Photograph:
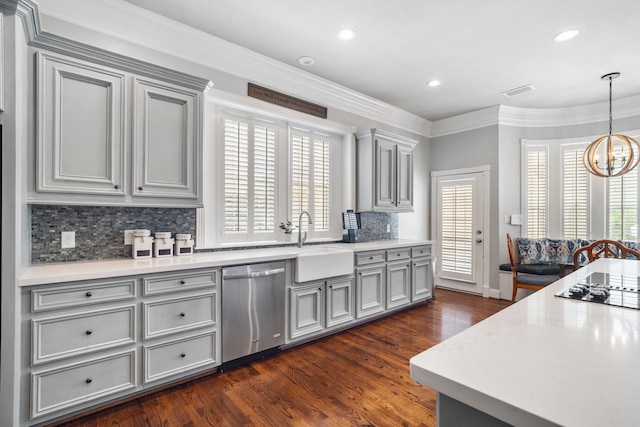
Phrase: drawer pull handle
[
  {"left": 369, "top": 256, "right": 373, "bottom": 260},
  {"left": 180, "top": 280, "right": 186, "bottom": 285},
  {"left": 180, "top": 312, "right": 186, "bottom": 317},
  {"left": 397, "top": 253, "right": 401, "bottom": 256},
  {"left": 86, "top": 330, "right": 93, "bottom": 335},
  {"left": 85, "top": 378, "right": 93, "bottom": 384},
  {"left": 85, "top": 292, "right": 93, "bottom": 297},
  {"left": 181, "top": 353, "right": 186, "bottom": 358}
]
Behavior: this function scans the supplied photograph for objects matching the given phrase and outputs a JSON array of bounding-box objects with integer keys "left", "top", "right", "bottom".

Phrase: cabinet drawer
[
  {"left": 143, "top": 269, "right": 218, "bottom": 296},
  {"left": 143, "top": 331, "right": 216, "bottom": 383},
  {"left": 32, "top": 305, "right": 136, "bottom": 365},
  {"left": 143, "top": 293, "right": 216, "bottom": 340},
  {"left": 31, "top": 278, "right": 136, "bottom": 312},
  {"left": 411, "top": 245, "right": 432, "bottom": 258},
  {"left": 387, "top": 248, "right": 411, "bottom": 261},
  {"left": 31, "top": 350, "right": 136, "bottom": 419},
  {"left": 355, "top": 251, "right": 386, "bottom": 266}
]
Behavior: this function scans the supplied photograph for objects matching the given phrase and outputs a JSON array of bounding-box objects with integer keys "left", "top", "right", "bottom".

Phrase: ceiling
[{"left": 121, "top": 0, "right": 640, "bottom": 121}]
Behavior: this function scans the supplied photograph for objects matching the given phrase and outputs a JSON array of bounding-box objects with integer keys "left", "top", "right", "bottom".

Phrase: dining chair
[
  {"left": 572, "top": 239, "right": 640, "bottom": 269},
  {"left": 507, "top": 234, "right": 560, "bottom": 302}
]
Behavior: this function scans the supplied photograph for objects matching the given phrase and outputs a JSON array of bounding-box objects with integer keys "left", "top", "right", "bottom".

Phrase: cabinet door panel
[
  {"left": 37, "top": 53, "right": 125, "bottom": 195},
  {"left": 387, "top": 261, "right": 411, "bottom": 309},
  {"left": 356, "top": 265, "right": 386, "bottom": 318},
  {"left": 289, "top": 284, "right": 324, "bottom": 339},
  {"left": 375, "top": 139, "right": 396, "bottom": 208},
  {"left": 133, "top": 78, "right": 199, "bottom": 199},
  {"left": 412, "top": 257, "right": 434, "bottom": 301},
  {"left": 396, "top": 144, "right": 414, "bottom": 211},
  {"left": 326, "top": 278, "right": 355, "bottom": 328}
]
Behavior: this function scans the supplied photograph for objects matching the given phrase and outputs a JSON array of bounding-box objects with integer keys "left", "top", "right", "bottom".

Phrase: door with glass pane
[{"left": 434, "top": 171, "right": 486, "bottom": 294}]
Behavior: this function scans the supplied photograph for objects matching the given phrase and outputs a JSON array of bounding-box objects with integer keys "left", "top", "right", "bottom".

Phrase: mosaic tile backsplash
[
  {"left": 354, "top": 212, "right": 398, "bottom": 242},
  {"left": 30, "top": 206, "right": 396, "bottom": 264},
  {"left": 31, "top": 205, "right": 196, "bottom": 264}
]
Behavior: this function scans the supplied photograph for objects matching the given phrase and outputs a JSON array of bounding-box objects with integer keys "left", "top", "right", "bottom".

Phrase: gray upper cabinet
[
  {"left": 355, "top": 129, "right": 417, "bottom": 212},
  {"left": 32, "top": 51, "right": 208, "bottom": 207},
  {"left": 132, "top": 78, "right": 199, "bottom": 200},
  {"left": 36, "top": 53, "right": 127, "bottom": 197}
]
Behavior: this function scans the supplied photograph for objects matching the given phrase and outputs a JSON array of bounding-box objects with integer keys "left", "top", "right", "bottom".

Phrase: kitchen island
[{"left": 410, "top": 258, "right": 640, "bottom": 427}]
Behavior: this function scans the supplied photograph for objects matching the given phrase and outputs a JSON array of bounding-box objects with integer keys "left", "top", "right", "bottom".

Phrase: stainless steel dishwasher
[{"left": 221, "top": 261, "right": 286, "bottom": 365}]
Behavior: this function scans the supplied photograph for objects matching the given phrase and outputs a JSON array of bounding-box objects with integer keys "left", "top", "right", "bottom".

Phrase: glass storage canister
[
  {"left": 132, "top": 229, "right": 153, "bottom": 259},
  {"left": 174, "top": 233, "right": 194, "bottom": 256},
  {"left": 154, "top": 232, "right": 174, "bottom": 257}
]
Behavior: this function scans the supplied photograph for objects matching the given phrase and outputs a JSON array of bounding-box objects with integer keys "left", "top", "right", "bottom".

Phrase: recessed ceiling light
[
  {"left": 426, "top": 80, "right": 441, "bottom": 87},
  {"left": 337, "top": 28, "right": 356, "bottom": 40},
  {"left": 553, "top": 29, "right": 580, "bottom": 42},
  {"left": 297, "top": 56, "right": 316, "bottom": 66}
]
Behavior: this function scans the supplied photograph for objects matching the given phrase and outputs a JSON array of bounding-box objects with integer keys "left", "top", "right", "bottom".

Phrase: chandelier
[{"left": 583, "top": 72, "right": 640, "bottom": 178}]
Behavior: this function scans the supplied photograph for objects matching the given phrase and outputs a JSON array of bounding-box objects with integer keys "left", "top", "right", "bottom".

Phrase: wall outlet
[
  {"left": 61, "top": 231, "right": 75, "bottom": 249},
  {"left": 124, "top": 230, "right": 134, "bottom": 245},
  {"left": 386, "top": 223, "right": 391, "bottom": 233}
]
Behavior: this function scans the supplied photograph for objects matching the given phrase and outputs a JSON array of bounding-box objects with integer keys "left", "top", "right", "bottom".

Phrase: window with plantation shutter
[
  {"left": 222, "top": 115, "right": 277, "bottom": 243},
  {"left": 522, "top": 134, "right": 639, "bottom": 241},
  {"left": 608, "top": 168, "right": 638, "bottom": 241},
  {"left": 290, "top": 128, "right": 335, "bottom": 235},
  {"left": 524, "top": 146, "right": 548, "bottom": 238},
  {"left": 562, "top": 146, "right": 588, "bottom": 239},
  {"left": 440, "top": 182, "right": 473, "bottom": 276}
]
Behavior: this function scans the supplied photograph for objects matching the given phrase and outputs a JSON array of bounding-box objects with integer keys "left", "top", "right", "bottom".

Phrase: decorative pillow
[
  {"left": 546, "top": 239, "right": 588, "bottom": 265},
  {"left": 517, "top": 238, "right": 548, "bottom": 264}
]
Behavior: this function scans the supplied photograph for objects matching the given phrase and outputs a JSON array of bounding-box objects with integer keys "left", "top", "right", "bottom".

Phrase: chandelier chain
[{"left": 609, "top": 75, "right": 613, "bottom": 137}]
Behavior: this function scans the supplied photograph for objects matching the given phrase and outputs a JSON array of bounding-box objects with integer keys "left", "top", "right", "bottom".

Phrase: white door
[{"left": 432, "top": 168, "right": 489, "bottom": 294}]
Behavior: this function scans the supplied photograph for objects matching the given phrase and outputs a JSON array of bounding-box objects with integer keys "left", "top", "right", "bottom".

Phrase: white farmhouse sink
[{"left": 295, "top": 246, "right": 354, "bottom": 283}]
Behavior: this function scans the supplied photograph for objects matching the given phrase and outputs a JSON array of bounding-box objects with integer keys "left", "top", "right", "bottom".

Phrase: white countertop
[
  {"left": 410, "top": 258, "right": 640, "bottom": 427},
  {"left": 20, "top": 239, "right": 433, "bottom": 286}
]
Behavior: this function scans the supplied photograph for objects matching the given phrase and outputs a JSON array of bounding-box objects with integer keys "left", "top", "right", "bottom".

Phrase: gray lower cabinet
[
  {"left": 23, "top": 268, "right": 220, "bottom": 425},
  {"left": 387, "top": 261, "right": 411, "bottom": 309},
  {"left": 288, "top": 276, "right": 355, "bottom": 341}
]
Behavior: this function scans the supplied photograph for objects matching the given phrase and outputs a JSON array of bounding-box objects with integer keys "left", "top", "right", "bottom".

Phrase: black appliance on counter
[{"left": 342, "top": 210, "right": 361, "bottom": 243}]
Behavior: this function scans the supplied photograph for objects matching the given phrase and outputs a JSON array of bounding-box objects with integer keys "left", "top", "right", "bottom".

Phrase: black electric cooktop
[{"left": 555, "top": 272, "right": 640, "bottom": 310}]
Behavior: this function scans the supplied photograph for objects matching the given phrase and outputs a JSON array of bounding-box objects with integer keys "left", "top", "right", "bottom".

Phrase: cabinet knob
[
  {"left": 85, "top": 291, "right": 93, "bottom": 297},
  {"left": 85, "top": 378, "right": 93, "bottom": 384},
  {"left": 397, "top": 253, "right": 401, "bottom": 256},
  {"left": 138, "top": 186, "right": 143, "bottom": 191},
  {"left": 180, "top": 280, "right": 186, "bottom": 285},
  {"left": 369, "top": 256, "right": 373, "bottom": 260},
  {"left": 114, "top": 184, "right": 120, "bottom": 189},
  {"left": 180, "top": 312, "right": 186, "bottom": 317},
  {"left": 181, "top": 353, "right": 186, "bottom": 358},
  {"left": 85, "top": 329, "right": 93, "bottom": 335},
  {"left": 318, "top": 287, "right": 322, "bottom": 291}
]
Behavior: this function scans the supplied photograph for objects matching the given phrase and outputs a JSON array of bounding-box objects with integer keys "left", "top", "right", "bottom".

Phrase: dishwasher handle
[{"left": 223, "top": 268, "right": 285, "bottom": 280}]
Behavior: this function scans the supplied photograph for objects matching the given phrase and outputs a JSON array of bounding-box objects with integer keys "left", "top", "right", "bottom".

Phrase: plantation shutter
[
  {"left": 609, "top": 167, "right": 638, "bottom": 241},
  {"left": 562, "top": 146, "right": 588, "bottom": 239},
  {"left": 290, "top": 128, "right": 334, "bottom": 234},
  {"left": 224, "top": 118, "right": 249, "bottom": 233},
  {"left": 440, "top": 183, "right": 473, "bottom": 275},
  {"left": 223, "top": 116, "right": 277, "bottom": 242},
  {"left": 525, "top": 147, "right": 548, "bottom": 238}
]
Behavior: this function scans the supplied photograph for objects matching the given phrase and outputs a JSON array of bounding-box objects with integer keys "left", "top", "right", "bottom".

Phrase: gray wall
[{"left": 430, "top": 125, "right": 500, "bottom": 290}]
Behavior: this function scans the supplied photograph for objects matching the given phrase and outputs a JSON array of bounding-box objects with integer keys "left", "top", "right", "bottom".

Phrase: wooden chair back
[{"left": 573, "top": 239, "right": 640, "bottom": 269}]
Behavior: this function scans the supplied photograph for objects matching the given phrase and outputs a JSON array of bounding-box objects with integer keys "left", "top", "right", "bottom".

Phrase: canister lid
[
  {"left": 155, "top": 232, "right": 172, "bottom": 239},
  {"left": 133, "top": 229, "right": 150, "bottom": 237},
  {"left": 175, "top": 234, "right": 192, "bottom": 240}
]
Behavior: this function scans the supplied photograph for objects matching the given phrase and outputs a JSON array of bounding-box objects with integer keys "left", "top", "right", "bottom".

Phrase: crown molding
[
  {"left": 499, "top": 95, "right": 640, "bottom": 128},
  {"left": 430, "top": 106, "right": 500, "bottom": 138},
  {"left": 34, "top": 0, "right": 432, "bottom": 137}
]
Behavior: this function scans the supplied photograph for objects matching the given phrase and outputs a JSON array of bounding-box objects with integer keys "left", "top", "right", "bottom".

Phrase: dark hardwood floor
[{"left": 58, "top": 289, "right": 510, "bottom": 427}]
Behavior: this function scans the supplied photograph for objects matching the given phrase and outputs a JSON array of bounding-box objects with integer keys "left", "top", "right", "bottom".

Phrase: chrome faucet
[{"left": 297, "top": 210, "right": 313, "bottom": 248}]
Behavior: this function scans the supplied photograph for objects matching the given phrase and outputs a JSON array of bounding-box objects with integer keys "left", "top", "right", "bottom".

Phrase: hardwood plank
[{"left": 57, "top": 289, "right": 509, "bottom": 427}]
